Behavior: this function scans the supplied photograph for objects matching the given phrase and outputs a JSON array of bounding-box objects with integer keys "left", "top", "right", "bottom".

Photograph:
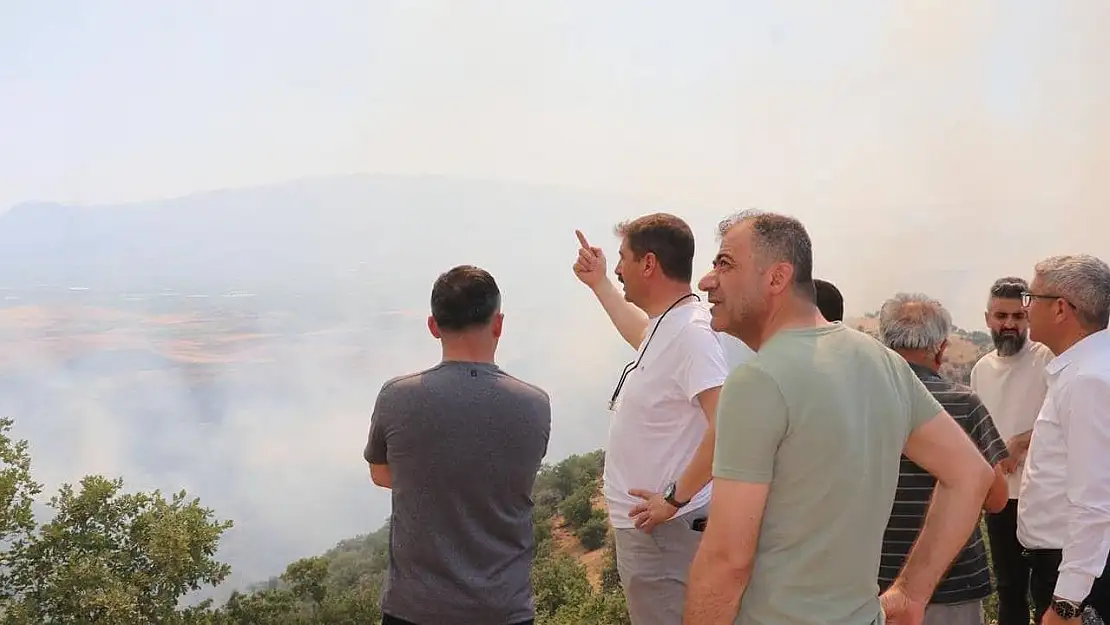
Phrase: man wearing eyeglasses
[
  {"left": 572, "top": 213, "right": 753, "bottom": 625},
  {"left": 1015, "top": 255, "right": 1110, "bottom": 625},
  {"left": 970, "top": 276, "right": 1055, "bottom": 625}
]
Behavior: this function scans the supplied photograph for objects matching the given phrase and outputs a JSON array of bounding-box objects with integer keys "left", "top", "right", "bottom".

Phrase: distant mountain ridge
[{"left": 0, "top": 175, "right": 688, "bottom": 293}]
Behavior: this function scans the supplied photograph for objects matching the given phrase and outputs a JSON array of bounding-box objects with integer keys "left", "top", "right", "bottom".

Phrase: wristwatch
[
  {"left": 663, "top": 482, "right": 689, "bottom": 509},
  {"left": 1051, "top": 597, "right": 1082, "bottom": 620}
]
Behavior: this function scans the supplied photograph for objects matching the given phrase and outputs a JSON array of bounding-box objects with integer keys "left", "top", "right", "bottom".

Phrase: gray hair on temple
[{"left": 1034, "top": 254, "right": 1110, "bottom": 331}]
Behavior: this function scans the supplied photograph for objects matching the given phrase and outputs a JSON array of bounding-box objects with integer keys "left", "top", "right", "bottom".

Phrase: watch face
[{"left": 1053, "top": 600, "right": 1081, "bottom": 620}]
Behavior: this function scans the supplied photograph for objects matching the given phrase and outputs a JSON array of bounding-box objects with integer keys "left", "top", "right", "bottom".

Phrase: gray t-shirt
[{"left": 364, "top": 360, "right": 551, "bottom": 625}]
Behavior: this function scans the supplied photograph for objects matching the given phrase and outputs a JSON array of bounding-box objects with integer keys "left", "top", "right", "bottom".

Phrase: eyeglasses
[
  {"left": 609, "top": 292, "right": 699, "bottom": 411},
  {"left": 1020, "top": 290, "right": 1076, "bottom": 309}
]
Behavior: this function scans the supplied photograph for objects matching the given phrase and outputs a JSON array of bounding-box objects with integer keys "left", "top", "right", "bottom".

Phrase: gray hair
[
  {"left": 1034, "top": 254, "right": 1110, "bottom": 331},
  {"left": 716, "top": 209, "right": 814, "bottom": 289},
  {"left": 879, "top": 292, "right": 953, "bottom": 355}
]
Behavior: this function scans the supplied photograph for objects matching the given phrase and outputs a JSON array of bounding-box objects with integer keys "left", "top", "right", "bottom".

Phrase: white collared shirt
[{"left": 1017, "top": 329, "right": 1110, "bottom": 603}]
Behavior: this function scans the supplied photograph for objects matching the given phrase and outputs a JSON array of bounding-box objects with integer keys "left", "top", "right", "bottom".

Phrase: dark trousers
[
  {"left": 1026, "top": 549, "right": 1110, "bottom": 623},
  {"left": 986, "top": 500, "right": 1032, "bottom": 625},
  {"left": 382, "top": 614, "right": 533, "bottom": 625}
]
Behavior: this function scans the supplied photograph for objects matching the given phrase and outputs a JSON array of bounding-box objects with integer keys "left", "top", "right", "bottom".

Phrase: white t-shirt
[
  {"left": 603, "top": 300, "right": 754, "bottom": 528},
  {"left": 969, "top": 339, "right": 1055, "bottom": 498}
]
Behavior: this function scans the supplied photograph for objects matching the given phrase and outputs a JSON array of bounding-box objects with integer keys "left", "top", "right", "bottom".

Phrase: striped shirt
[{"left": 878, "top": 363, "right": 1010, "bottom": 604}]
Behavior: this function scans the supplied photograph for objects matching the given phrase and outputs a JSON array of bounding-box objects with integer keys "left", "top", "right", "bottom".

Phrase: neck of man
[
  {"left": 749, "top": 291, "right": 826, "bottom": 351},
  {"left": 440, "top": 333, "right": 497, "bottom": 365},
  {"left": 1048, "top": 325, "right": 1099, "bottom": 357},
  {"left": 897, "top": 349, "right": 940, "bottom": 373},
  {"left": 640, "top": 281, "right": 696, "bottom": 318}
]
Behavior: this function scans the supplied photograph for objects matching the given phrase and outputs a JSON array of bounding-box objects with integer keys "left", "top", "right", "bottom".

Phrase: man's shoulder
[
  {"left": 672, "top": 303, "right": 718, "bottom": 338},
  {"left": 493, "top": 369, "right": 552, "bottom": 405},
  {"left": 722, "top": 360, "right": 783, "bottom": 398},
  {"left": 923, "top": 376, "right": 980, "bottom": 418},
  {"left": 667, "top": 305, "right": 735, "bottom": 357},
  {"left": 1029, "top": 341, "right": 1056, "bottom": 365},
  {"left": 379, "top": 369, "right": 428, "bottom": 395},
  {"left": 971, "top": 350, "right": 998, "bottom": 371}
]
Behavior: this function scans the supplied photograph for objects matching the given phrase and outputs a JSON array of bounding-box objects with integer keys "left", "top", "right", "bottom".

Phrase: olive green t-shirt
[{"left": 713, "top": 324, "right": 942, "bottom": 625}]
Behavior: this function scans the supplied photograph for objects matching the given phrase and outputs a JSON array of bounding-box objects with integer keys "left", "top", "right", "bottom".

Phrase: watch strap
[{"left": 663, "top": 482, "right": 689, "bottom": 508}]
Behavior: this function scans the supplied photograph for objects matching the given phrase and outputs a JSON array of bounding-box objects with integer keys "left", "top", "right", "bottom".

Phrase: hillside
[{"left": 208, "top": 450, "right": 628, "bottom": 624}]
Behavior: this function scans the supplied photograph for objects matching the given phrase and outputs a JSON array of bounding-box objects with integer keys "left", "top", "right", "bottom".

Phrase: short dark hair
[
  {"left": 813, "top": 279, "right": 844, "bottom": 322},
  {"left": 989, "top": 276, "right": 1028, "bottom": 301},
  {"left": 719, "top": 209, "right": 814, "bottom": 293},
  {"left": 430, "top": 265, "right": 501, "bottom": 332},
  {"left": 614, "top": 213, "right": 695, "bottom": 283}
]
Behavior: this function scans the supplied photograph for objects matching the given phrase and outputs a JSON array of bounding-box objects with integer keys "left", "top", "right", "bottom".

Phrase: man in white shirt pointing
[
  {"left": 572, "top": 213, "right": 753, "bottom": 625},
  {"left": 1017, "top": 254, "right": 1110, "bottom": 625}
]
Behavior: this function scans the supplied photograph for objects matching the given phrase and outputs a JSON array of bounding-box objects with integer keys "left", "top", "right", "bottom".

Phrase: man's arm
[
  {"left": 364, "top": 383, "right": 396, "bottom": 490},
  {"left": 672, "top": 386, "right": 721, "bottom": 503},
  {"left": 1054, "top": 374, "right": 1110, "bottom": 604},
  {"left": 629, "top": 329, "right": 731, "bottom": 531},
  {"left": 369, "top": 464, "right": 392, "bottom": 489},
  {"left": 985, "top": 465, "right": 1009, "bottom": 513},
  {"left": 589, "top": 278, "right": 650, "bottom": 349},
  {"left": 887, "top": 411, "right": 995, "bottom": 603},
  {"left": 572, "top": 230, "right": 649, "bottom": 349},
  {"left": 683, "top": 365, "right": 786, "bottom": 624},
  {"left": 684, "top": 480, "right": 768, "bottom": 623},
  {"left": 671, "top": 330, "right": 739, "bottom": 502},
  {"left": 999, "top": 429, "right": 1032, "bottom": 475},
  {"left": 967, "top": 394, "right": 1011, "bottom": 513}
]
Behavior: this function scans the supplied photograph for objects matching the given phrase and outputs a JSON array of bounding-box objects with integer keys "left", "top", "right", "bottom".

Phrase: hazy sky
[
  {"left": 3, "top": 1, "right": 1108, "bottom": 315},
  {"left": 0, "top": 0, "right": 1104, "bottom": 208}
]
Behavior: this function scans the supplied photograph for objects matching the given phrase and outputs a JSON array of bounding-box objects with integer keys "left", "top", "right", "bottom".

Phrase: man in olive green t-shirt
[{"left": 683, "top": 210, "right": 996, "bottom": 625}]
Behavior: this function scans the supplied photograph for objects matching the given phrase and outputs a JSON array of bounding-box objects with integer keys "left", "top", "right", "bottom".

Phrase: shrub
[{"left": 575, "top": 509, "right": 609, "bottom": 551}]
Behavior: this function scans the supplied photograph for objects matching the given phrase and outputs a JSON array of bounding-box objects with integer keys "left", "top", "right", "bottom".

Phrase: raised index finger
[{"left": 575, "top": 229, "right": 592, "bottom": 251}]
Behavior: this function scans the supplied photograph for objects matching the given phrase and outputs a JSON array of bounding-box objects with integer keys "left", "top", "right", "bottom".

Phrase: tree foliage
[
  {"left": 0, "top": 420, "right": 628, "bottom": 623},
  {"left": 0, "top": 419, "right": 233, "bottom": 624}
]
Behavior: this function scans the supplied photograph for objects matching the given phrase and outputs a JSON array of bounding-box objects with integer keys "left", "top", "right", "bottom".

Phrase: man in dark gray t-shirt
[{"left": 364, "top": 265, "right": 551, "bottom": 625}]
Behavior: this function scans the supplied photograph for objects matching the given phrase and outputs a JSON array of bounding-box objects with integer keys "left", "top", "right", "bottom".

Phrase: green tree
[
  {"left": 0, "top": 418, "right": 233, "bottom": 624},
  {"left": 532, "top": 552, "right": 593, "bottom": 619},
  {"left": 0, "top": 418, "right": 42, "bottom": 598},
  {"left": 575, "top": 508, "right": 609, "bottom": 551},
  {"left": 283, "top": 557, "right": 329, "bottom": 607},
  {"left": 599, "top": 539, "right": 622, "bottom": 594},
  {"left": 559, "top": 486, "right": 594, "bottom": 528},
  {"left": 5, "top": 475, "right": 233, "bottom": 623}
]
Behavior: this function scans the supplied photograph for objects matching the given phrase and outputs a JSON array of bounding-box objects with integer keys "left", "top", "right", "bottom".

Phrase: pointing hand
[{"left": 572, "top": 230, "right": 607, "bottom": 288}]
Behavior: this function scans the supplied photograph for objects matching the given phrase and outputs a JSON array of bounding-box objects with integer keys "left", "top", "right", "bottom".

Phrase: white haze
[{"left": 0, "top": 0, "right": 1107, "bottom": 601}]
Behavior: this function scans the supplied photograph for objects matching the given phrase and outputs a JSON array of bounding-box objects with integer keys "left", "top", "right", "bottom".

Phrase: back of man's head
[
  {"left": 614, "top": 212, "right": 696, "bottom": 283},
  {"left": 430, "top": 265, "right": 501, "bottom": 333},
  {"left": 813, "top": 279, "right": 844, "bottom": 322},
  {"left": 878, "top": 292, "right": 952, "bottom": 359}
]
